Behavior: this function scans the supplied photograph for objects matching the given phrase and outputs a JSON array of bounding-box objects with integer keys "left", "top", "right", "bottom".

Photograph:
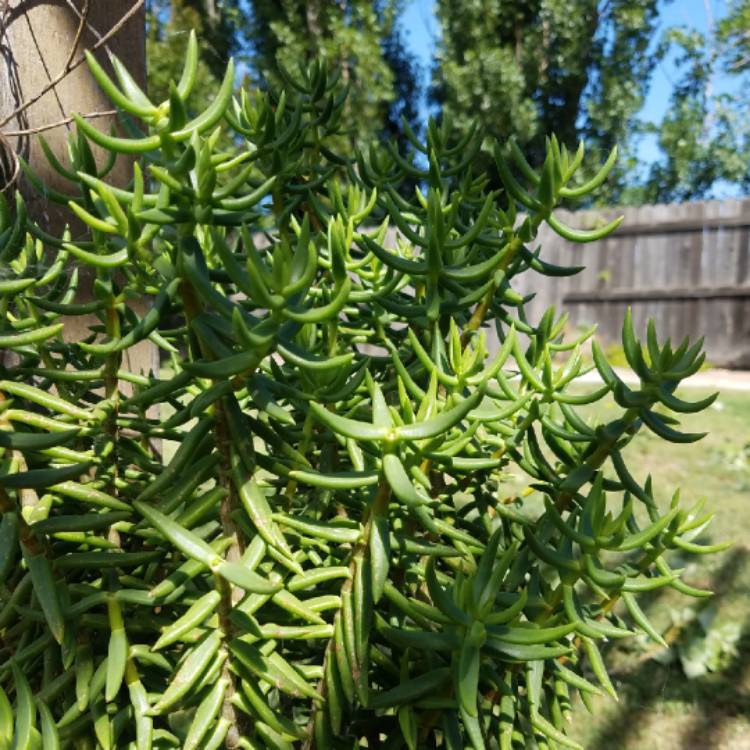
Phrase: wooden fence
[{"left": 512, "top": 198, "right": 750, "bottom": 369}]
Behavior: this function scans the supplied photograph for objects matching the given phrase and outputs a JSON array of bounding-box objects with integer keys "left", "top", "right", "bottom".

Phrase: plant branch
[
  {"left": 303, "top": 478, "right": 392, "bottom": 749},
  {"left": 177, "top": 276, "right": 250, "bottom": 747}
]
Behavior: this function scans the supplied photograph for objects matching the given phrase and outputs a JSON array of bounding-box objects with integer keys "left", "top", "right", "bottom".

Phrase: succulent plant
[{"left": 0, "top": 32, "right": 724, "bottom": 750}]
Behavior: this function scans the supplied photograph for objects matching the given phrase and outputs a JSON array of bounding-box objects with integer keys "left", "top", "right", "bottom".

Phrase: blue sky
[
  {"left": 398, "top": 0, "right": 732, "bottom": 181},
  {"left": 400, "top": 0, "right": 439, "bottom": 119}
]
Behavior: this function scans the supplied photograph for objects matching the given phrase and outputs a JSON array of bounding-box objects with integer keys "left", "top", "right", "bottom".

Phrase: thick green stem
[
  {"left": 537, "top": 407, "right": 646, "bottom": 621},
  {"left": 303, "top": 479, "right": 392, "bottom": 749},
  {"left": 461, "top": 236, "right": 523, "bottom": 345},
  {"left": 178, "top": 275, "right": 249, "bottom": 746},
  {"left": 103, "top": 300, "right": 122, "bottom": 497}
]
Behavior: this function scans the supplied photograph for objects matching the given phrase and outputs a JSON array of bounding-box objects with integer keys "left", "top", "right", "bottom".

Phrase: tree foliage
[
  {"left": 145, "top": 1, "right": 750, "bottom": 204},
  {"left": 431, "top": 0, "right": 662, "bottom": 203},
  {"left": 146, "top": 0, "right": 245, "bottom": 114},
  {"left": 641, "top": 0, "right": 750, "bottom": 202},
  {"left": 247, "top": 0, "right": 420, "bottom": 149},
  {"left": 0, "top": 37, "right": 724, "bottom": 749},
  {"left": 147, "top": 0, "right": 420, "bottom": 150}
]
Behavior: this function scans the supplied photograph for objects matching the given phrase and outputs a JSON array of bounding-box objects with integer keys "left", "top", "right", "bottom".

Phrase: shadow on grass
[{"left": 584, "top": 547, "right": 750, "bottom": 750}]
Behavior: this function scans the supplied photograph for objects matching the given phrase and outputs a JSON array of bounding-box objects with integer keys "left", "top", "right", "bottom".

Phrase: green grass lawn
[{"left": 555, "top": 389, "right": 750, "bottom": 750}]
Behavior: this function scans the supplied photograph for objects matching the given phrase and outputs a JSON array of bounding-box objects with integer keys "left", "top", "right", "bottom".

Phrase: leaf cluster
[{"left": 0, "top": 33, "right": 723, "bottom": 750}]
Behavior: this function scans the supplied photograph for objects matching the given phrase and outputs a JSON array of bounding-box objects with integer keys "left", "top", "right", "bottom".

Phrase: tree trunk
[{"left": 0, "top": 1, "right": 156, "bottom": 380}]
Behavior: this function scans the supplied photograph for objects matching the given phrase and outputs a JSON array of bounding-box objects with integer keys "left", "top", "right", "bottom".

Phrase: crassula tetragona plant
[{"left": 0, "top": 33, "right": 724, "bottom": 750}]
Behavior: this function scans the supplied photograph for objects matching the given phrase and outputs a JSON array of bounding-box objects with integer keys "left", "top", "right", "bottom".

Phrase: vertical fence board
[{"left": 520, "top": 198, "right": 750, "bottom": 368}]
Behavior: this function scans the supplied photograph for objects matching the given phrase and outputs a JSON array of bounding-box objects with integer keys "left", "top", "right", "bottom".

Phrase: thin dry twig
[
  {"left": 0, "top": 0, "right": 10, "bottom": 31},
  {"left": 0, "top": 0, "right": 144, "bottom": 129},
  {"left": 0, "top": 131, "right": 19, "bottom": 193},
  {"left": 64, "top": 0, "right": 107, "bottom": 51},
  {"left": 3, "top": 108, "right": 116, "bottom": 136},
  {"left": 63, "top": 0, "right": 90, "bottom": 73}
]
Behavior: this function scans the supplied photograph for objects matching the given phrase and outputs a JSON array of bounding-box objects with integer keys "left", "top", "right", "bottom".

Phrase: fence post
[{"left": 0, "top": 1, "right": 157, "bottom": 381}]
